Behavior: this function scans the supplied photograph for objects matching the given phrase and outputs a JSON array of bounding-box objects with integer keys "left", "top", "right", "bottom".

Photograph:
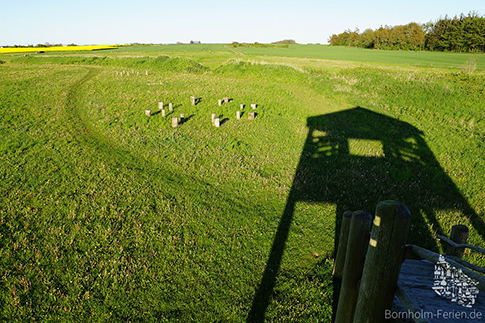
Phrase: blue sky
[{"left": 1, "top": 0, "right": 484, "bottom": 45}]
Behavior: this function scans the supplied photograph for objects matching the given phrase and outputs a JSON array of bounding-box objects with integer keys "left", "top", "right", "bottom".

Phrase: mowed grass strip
[{"left": 235, "top": 44, "right": 485, "bottom": 69}]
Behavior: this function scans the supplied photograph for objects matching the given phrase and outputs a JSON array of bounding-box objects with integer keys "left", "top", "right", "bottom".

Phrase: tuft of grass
[{"left": 462, "top": 57, "right": 480, "bottom": 75}]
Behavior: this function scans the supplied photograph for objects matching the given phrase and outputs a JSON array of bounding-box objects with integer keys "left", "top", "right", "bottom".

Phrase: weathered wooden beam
[
  {"left": 333, "top": 211, "right": 353, "bottom": 280},
  {"left": 335, "top": 211, "right": 372, "bottom": 323},
  {"left": 395, "top": 284, "right": 432, "bottom": 323},
  {"left": 446, "top": 225, "right": 469, "bottom": 259},
  {"left": 410, "top": 244, "right": 485, "bottom": 292},
  {"left": 438, "top": 234, "right": 485, "bottom": 255},
  {"left": 354, "top": 201, "right": 412, "bottom": 323},
  {"left": 446, "top": 255, "right": 485, "bottom": 274}
]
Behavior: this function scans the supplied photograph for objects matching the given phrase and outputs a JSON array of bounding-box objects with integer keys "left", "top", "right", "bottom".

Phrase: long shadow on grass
[{"left": 247, "top": 106, "right": 484, "bottom": 322}]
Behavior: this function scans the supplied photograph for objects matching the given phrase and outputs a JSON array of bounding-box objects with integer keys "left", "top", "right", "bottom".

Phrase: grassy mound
[{"left": 11, "top": 55, "right": 208, "bottom": 73}]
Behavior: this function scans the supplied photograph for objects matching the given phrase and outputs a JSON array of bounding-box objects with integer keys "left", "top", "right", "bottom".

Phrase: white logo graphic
[{"left": 432, "top": 255, "right": 479, "bottom": 308}]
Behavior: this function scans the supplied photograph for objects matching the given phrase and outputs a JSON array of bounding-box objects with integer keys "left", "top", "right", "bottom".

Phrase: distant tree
[
  {"left": 359, "top": 29, "right": 376, "bottom": 48},
  {"left": 272, "top": 39, "right": 297, "bottom": 44},
  {"left": 405, "top": 22, "right": 425, "bottom": 49},
  {"left": 330, "top": 12, "right": 483, "bottom": 52},
  {"left": 426, "top": 12, "right": 485, "bottom": 52}
]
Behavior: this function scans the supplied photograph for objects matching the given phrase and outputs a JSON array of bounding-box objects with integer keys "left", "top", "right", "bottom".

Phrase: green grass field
[{"left": 1, "top": 44, "right": 484, "bottom": 322}]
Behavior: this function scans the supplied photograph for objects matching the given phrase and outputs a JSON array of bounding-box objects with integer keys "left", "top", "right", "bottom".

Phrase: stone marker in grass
[
  {"left": 180, "top": 113, "right": 185, "bottom": 124},
  {"left": 145, "top": 109, "right": 151, "bottom": 117},
  {"left": 172, "top": 117, "right": 178, "bottom": 128},
  {"left": 161, "top": 109, "right": 166, "bottom": 117},
  {"left": 223, "top": 97, "right": 229, "bottom": 103},
  {"left": 159, "top": 101, "right": 164, "bottom": 109},
  {"left": 248, "top": 111, "right": 255, "bottom": 120},
  {"left": 218, "top": 99, "right": 222, "bottom": 106},
  {"left": 237, "top": 111, "right": 241, "bottom": 120},
  {"left": 214, "top": 117, "right": 220, "bottom": 127},
  {"left": 212, "top": 113, "right": 216, "bottom": 124},
  {"left": 169, "top": 103, "right": 173, "bottom": 111}
]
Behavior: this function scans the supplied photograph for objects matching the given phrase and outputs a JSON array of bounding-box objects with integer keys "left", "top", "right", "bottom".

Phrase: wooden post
[
  {"left": 446, "top": 224, "right": 469, "bottom": 259},
  {"left": 161, "top": 109, "right": 166, "bottom": 117},
  {"left": 333, "top": 211, "right": 353, "bottom": 280},
  {"left": 248, "top": 112, "right": 255, "bottom": 120},
  {"left": 145, "top": 109, "right": 151, "bottom": 117},
  {"left": 223, "top": 97, "right": 229, "bottom": 103},
  {"left": 335, "top": 211, "right": 372, "bottom": 323},
  {"left": 169, "top": 103, "right": 173, "bottom": 111},
  {"left": 159, "top": 101, "right": 164, "bottom": 110},
  {"left": 218, "top": 99, "right": 222, "bottom": 106},
  {"left": 353, "top": 201, "right": 412, "bottom": 323},
  {"left": 211, "top": 113, "right": 216, "bottom": 124},
  {"left": 171, "top": 117, "right": 178, "bottom": 128},
  {"left": 236, "top": 111, "right": 241, "bottom": 120},
  {"left": 214, "top": 117, "right": 220, "bottom": 127},
  {"left": 180, "top": 113, "right": 184, "bottom": 124}
]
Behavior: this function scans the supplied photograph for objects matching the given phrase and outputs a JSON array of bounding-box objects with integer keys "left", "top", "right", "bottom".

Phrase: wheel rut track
[{"left": 62, "top": 67, "right": 241, "bottom": 207}]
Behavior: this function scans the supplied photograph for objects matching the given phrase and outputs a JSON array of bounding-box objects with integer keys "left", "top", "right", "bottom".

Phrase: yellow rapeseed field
[{"left": 0, "top": 45, "right": 117, "bottom": 54}]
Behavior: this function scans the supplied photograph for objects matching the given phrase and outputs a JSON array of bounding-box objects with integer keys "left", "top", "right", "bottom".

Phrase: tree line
[{"left": 329, "top": 12, "right": 485, "bottom": 52}]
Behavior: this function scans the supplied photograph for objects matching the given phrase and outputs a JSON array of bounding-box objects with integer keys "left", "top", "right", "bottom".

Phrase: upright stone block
[
  {"left": 248, "top": 112, "right": 255, "bottom": 120},
  {"left": 171, "top": 117, "right": 178, "bottom": 128},
  {"left": 214, "top": 118, "right": 220, "bottom": 127},
  {"left": 145, "top": 109, "right": 151, "bottom": 117}
]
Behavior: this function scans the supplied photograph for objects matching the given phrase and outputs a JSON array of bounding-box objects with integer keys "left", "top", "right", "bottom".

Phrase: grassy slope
[{"left": 1, "top": 45, "right": 485, "bottom": 321}]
